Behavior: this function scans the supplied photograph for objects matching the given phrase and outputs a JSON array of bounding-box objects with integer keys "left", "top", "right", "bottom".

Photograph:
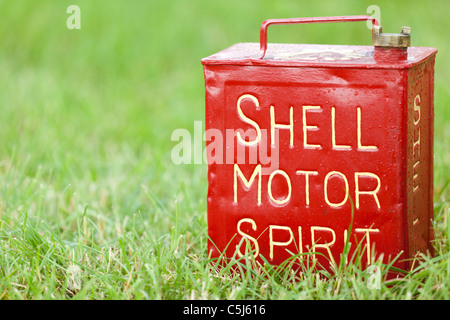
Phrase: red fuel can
[{"left": 201, "top": 16, "right": 436, "bottom": 272}]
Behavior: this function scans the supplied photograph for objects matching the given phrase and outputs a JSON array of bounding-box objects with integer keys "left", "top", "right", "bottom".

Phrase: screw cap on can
[{"left": 372, "top": 25, "right": 411, "bottom": 48}]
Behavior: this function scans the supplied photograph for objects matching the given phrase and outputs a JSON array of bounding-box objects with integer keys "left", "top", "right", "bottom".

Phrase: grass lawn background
[{"left": 0, "top": 0, "right": 448, "bottom": 299}]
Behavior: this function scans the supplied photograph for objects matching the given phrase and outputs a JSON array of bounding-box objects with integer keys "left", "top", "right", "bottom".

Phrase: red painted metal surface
[{"left": 201, "top": 16, "right": 436, "bottom": 273}]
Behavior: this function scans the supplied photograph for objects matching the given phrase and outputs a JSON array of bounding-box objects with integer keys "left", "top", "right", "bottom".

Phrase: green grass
[{"left": 0, "top": 0, "right": 449, "bottom": 300}]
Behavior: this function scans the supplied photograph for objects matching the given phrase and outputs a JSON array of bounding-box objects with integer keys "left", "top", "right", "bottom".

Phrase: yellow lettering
[
  {"left": 236, "top": 218, "right": 260, "bottom": 258},
  {"left": 357, "top": 107, "right": 377, "bottom": 151},
  {"left": 234, "top": 164, "right": 262, "bottom": 205},
  {"left": 413, "top": 129, "right": 420, "bottom": 157},
  {"left": 355, "top": 228, "right": 380, "bottom": 265},
  {"left": 296, "top": 170, "right": 319, "bottom": 206},
  {"left": 355, "top": 172, "right": 381, "bottom": 209},
  {"left": 268, "top": 169, "right": 292, "bottom": 205},
  {"left": 324, "top": 171, "right": 349, "bottom": 207},
  {"left": 331, "top": 107, "right": 351, "bottom": 150},
  {"left": 236, "top": 94, "right": 262, "bottom": 146},
  {"left": 412, "top": 94, "right": 421, "bottom": 192},
  {"left": 413, "top": 161, "right": 420, "bottom": 192},
  {"left": 302, "top": 105, "right": 321, "bottom": 149},
  {"left": 297, "top": 226, "right": 303, "bottom": 260},
  {"left": 413, "top": 94, "right": 421, "bottom": 125},
  {"left": 269, "top": 225, "right": 294, "bottom": 260},
  {"left": 270, "top": 105, "right": 294, "bottom": 147},
  {"left": 311, "top": 226, "right": 336, "bottom": 265}
]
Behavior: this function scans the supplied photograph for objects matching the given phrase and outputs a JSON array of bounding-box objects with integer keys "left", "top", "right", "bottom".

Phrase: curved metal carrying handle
[{"left": 259, "top": 15, "right": 380, "bottom": 59}]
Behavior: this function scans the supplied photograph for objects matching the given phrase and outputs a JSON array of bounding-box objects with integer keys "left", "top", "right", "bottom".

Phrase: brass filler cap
[{"left": 372, "top": 25, "right": 411, "bottom": 48}]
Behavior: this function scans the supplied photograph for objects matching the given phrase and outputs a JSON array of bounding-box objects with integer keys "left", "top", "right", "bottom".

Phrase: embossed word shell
[{"left": 202, "top": 17, "right": 436, "bottom": 272}]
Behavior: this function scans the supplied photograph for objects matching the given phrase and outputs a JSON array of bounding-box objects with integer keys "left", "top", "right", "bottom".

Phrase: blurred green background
[{"left": 0, "top": 0, "right": 448, "bottom": 300}]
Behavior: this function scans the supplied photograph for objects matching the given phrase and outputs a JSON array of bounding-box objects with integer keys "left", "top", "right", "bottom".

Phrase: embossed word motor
[{"left": 201, "top": 16, "right": 436, "bottom": 272}]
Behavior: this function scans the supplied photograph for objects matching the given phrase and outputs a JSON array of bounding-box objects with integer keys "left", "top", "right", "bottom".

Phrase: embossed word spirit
[{"left": 201, "top": 16, "right": 436, "bottom": 272}]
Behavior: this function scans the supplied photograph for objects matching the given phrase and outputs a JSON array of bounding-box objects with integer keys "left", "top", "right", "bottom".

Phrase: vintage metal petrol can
[{"left": 201, "top": 16, "right": 436, "bottom": 272}]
